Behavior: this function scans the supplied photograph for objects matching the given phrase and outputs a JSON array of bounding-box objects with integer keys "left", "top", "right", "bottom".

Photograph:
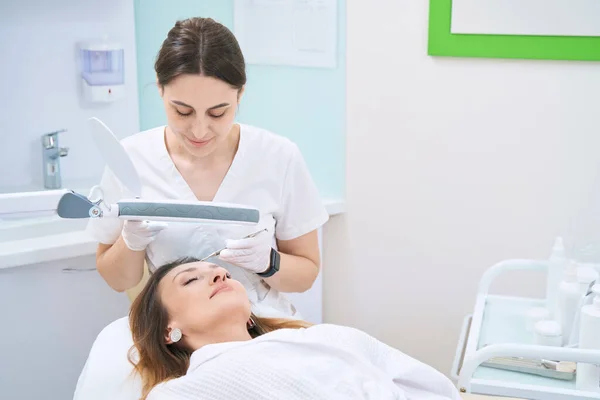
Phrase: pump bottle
[
  {"left": 547, "top": 237, "right": 567, "bottom": 317},
  {"left": 555, "top": 261, "right": 580, "bottom": 345},
  {"left": 576, "top": 285, "right": 600, "bottom": 392}
]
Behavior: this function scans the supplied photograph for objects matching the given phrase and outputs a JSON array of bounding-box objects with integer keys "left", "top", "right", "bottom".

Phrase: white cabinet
[{"left": 0, "top": 255, "right": 130, "bottom": 400}]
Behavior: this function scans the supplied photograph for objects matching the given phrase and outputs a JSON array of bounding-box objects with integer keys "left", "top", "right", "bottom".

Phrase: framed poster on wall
[{"left": 428, "top": 0, "right": 600, "bottom": 61}]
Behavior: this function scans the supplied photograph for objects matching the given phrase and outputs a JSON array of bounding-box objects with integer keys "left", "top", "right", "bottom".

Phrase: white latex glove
[
  {"left": 121, "top": 220, "right": 168, "bottom": 252},
  {"left": 219, "top": 232, "right": 271, "bottom": 274}
]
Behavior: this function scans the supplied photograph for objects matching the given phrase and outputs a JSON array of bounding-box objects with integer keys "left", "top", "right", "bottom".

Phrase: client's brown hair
[{"left": 128, "top": 257, "right": 311, "bottom": 400}]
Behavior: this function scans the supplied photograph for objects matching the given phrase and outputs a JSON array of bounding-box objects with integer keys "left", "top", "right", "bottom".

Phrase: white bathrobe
[{"left": 147, "top": 324, "right": 461, "bottom": 400}]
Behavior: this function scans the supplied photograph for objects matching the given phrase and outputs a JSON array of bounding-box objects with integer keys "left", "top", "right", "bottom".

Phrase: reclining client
[{"left": 128, "top": 259, "right": 462, "bottom": 400}]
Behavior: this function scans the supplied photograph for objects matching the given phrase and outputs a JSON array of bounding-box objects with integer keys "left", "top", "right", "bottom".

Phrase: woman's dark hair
[
  {"left": 128, "top": 257, "right": 311, "bottom": 400},
  {"left": 155, "top": 17, "right": 246, "bottom": 90}
]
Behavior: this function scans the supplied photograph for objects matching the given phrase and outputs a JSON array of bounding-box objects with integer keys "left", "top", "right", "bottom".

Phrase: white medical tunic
[
  {"left": 146, "top": 324, "right": 462, "bottom": 400},
  {"left": 86, "top": 123, "right": 329, "bottom": 318}
]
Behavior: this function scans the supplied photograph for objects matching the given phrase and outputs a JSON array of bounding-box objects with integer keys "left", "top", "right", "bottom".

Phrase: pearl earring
[
  {"left": 170, "top": 328, "right": 182, "bottom": 343},
  {"left": 247, "top": 317, "right": 256, "bottom": 330}
]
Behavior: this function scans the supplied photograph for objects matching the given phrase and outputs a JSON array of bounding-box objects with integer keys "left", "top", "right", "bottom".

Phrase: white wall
[
  {"left": 0, "top": 0, "right": 139, "bottom": 191},
  {"left": 323, "top": 0, "right": 600, "bottom": 376}
]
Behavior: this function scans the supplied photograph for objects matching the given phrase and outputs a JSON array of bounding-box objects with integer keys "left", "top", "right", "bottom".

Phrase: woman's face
[
  {"left": 160, "top": 74, "right": 243, "bottom": 158},
  {"left": 158, "top": 261, "right": 251, "bottom": 343}
]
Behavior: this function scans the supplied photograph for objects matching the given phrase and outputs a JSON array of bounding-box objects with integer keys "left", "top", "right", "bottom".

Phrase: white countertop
[
  {"left": 0, "top": 198, "right": 345, "bottom": 270},
  {"left": 322, "top": 198, "right": 346, "bottom": 217}
]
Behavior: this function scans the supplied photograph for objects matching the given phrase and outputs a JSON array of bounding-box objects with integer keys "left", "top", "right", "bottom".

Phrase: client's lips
[{"left": 210, "top": 284, "right": 232, "bottom": 299}]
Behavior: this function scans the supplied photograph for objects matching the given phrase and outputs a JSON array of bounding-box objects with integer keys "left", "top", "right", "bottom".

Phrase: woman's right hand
[{"left": 121, "top": 220, "right": 168, "bottom": 252}]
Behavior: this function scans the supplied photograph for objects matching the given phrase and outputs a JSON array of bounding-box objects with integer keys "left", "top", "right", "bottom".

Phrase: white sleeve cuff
[{"left": 275, "top": 210, "right": 329, "bottom": 241}]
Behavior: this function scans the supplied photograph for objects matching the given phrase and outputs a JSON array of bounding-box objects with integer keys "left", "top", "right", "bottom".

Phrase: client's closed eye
[{"left": 184, "top": 276, "right": 203, "bottom": 285}]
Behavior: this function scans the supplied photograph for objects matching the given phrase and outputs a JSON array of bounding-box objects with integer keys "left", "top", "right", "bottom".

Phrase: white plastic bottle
[
  {"left": 547, "top": 237, "right": 567, "bottom": 317},
  {"left": 576, "top": 284, "right": 600, "bottom": 392},
  {"left": 533, "top": 320, "right": 563, "bottom": 347},
  {"left": 526, "top": 307, "right": 551, "bottom": 332},
  {"left": 567, "top": 266, "right": 600, "bottom": 347},
  {"left": 555, "top": 261, "right": 581, "bottom": 345},
  {"left": 578, "top": 265, "right": 599, "bottom": 293}
]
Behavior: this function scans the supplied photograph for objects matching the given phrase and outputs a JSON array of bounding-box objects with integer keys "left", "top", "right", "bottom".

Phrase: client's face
[{"left": 158, "top": 261, "right": 251, "bottom": 344}]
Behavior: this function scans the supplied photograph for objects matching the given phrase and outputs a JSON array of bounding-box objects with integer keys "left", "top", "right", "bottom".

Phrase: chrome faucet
[{"left": 41, "top": 129, "right": 69, "bottom": 189}]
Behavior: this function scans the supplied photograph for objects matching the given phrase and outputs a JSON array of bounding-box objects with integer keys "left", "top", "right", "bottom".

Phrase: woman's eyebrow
[
  {"left": 207, "top": 102, "right": 230, "bottom": 110},
  {"left": 171, "top": 100, "right": 193, "bottom": 108},
  {"left": 172, "top": 267, "right": 197, "bottom": 281},
  {"left": 170, "top": 101, "right": 230, "bottom": 110}
]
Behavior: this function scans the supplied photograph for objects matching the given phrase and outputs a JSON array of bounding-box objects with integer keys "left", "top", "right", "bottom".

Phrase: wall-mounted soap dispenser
[{"left": 79, "top": 39, "right": 124, "bottom": 103}]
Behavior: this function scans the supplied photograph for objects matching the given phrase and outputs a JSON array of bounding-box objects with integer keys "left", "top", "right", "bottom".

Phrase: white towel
[{"left": 148, "top": 324, "right": 461, "bottom": 400}]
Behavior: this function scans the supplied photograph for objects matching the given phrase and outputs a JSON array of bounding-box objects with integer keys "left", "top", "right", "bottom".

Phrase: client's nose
[{"left": 210, "top": 268, "right": 230, "bottom": 283}]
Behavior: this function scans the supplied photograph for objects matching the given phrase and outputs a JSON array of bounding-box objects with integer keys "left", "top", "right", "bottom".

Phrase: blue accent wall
[{"left": 134, "top": 0, "right": 345, "bottom": 199}]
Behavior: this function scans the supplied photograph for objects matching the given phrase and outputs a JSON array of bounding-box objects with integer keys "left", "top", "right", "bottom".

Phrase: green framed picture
[{"left": 428, "top": 0, "right": 600, "bottom": 61}]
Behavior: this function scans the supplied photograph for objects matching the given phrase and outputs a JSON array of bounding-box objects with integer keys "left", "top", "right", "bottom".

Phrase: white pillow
[{"left": 73, "top": 316, "right": 142, "bottom": 400}]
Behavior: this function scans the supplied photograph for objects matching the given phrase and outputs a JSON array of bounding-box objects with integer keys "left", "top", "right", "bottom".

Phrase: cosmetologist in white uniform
[{"left": 86, "top": 17, "right": 329, "bottom": 319}]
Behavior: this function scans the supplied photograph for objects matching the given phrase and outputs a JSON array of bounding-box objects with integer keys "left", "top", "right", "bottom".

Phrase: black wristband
[{"left": 257, "top": 248, "right": 280, "bottom": 278}]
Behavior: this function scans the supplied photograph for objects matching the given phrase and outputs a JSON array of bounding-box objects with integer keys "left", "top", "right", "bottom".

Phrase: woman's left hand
[{"left": 218, "top": 232, "right": 271, "bottom": 274}]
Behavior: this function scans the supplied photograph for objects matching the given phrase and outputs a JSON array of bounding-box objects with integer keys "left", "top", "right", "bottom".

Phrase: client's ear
[{"left": 165, "top": 327, "right": 182, "bottom": 344}]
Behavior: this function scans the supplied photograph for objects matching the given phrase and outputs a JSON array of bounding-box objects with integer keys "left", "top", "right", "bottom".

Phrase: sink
[
  {"left": 0, "top": 182, "right": 102, "bottom": 269},
  {"left": 0, "top": 185, "right": 95, "bottom": 242},
  {"left": 0, "top": 215, "right": 89, "bottom": 242}
]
